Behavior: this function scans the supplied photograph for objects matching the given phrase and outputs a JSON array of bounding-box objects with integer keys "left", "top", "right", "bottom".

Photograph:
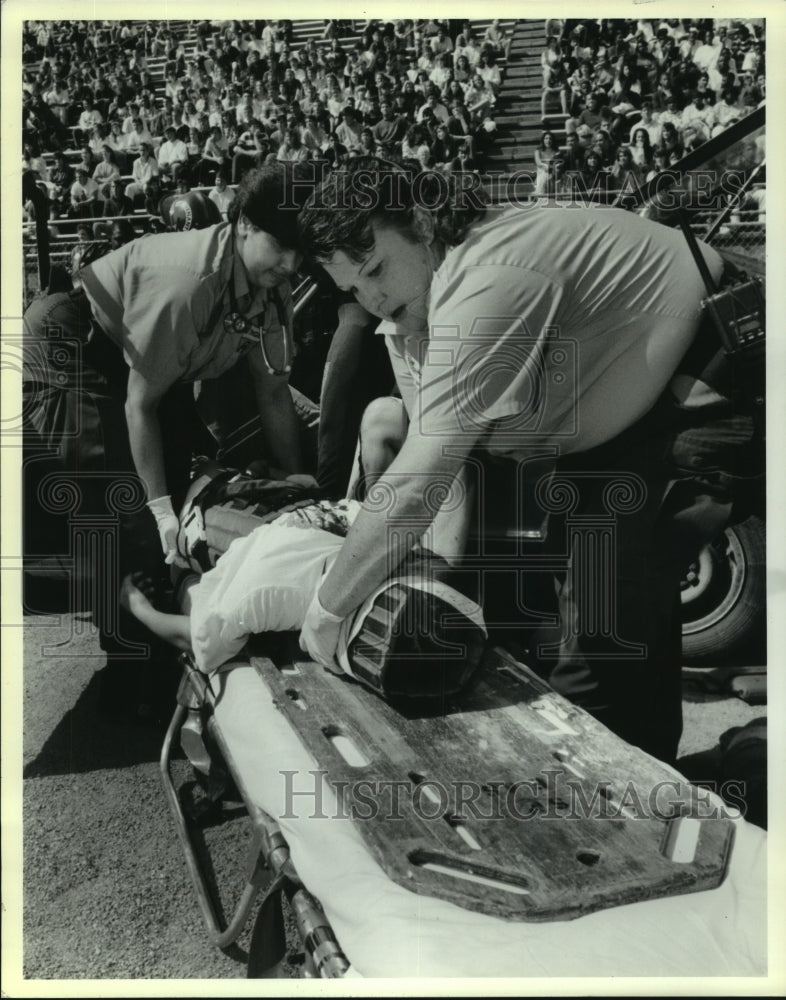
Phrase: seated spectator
[
  {"left": 541, "top": 35, "right": 563, "bottom": 81},
  {"left": 692, "top": 27, "right": 722, "bottom": 74},
  {"left": 417, "top": 91, "right": 450, "bottom": 124},
  {"left": 445, "top": 100, "right": 475, "bottom": 152},
  {"left": 472, "top": 112, "right": 498, "bottom": 166},
  {"left": 430, "top": 25, "right": 453, "bottom": 59},
  {"left": 712, "top": 87, "right": 743, "bottom": 134},
  {"left": 353, "top": 127, "right": 378, "bottom": 158},
  {"left": 574, "top": 90, "right": 605, "bottom": 136},
  {"left": 738, "top": 72, "right": 761, "bottom": 111},
  {"left": 125, "top": 142, "right": 159, "bottom": 202},
  {"left": 645, "top": 146, "right": 669, "bottom": 182},
  {"left": 609, "top": 145, "right": 645, "bottom": 193},
  {"left": 401, "top": 123, "right": 431, "bottom": 168},
  {"left": 125, "top": 115, "right": 155, "bottom": 156},
  {"left": 681, "top": 91, "right": 716, "bottom": 145},
  {"left": 143, "top": 174, "right": 168, "bottom": 225},
  {"left": 633, "top": 100, "right": 661, "bottom": 146},
  {"left": 430, "top": 121, "right": 457, "bottom": 172},
  {"left": 659, "top": 120, "right": 684, "bottom": 160},
  {"left": 277, "top": 126, "right": 310, "bottom": 162},
  {"left": 549, "top": 156, "right": 573, "bottom": 197},
  {"left": 106, "top": 119, "right": 129, "bottom": 165},
  {"left": 232, "top": 124, "right": 269, "bottom": 182},
  {"left": 629, "top": 126, "right": 654, "bottom": 169},
  {"left": 69, "top": 222, "right": 97, "bottom": 275},
  {"left": 372, "top": 99, "right": 408, "bottom": 156},
  {"left": 157, "top": 124, "right": 189, "bottom": 182},
  {"left": 656, "top": 95, "right": 684, "bottom": 132},
  {"left": 208, "top": 173, "right": 236, "bottom": 219},
  {"left": 430, "top": 54, "right": 453, "bottom": 91},
  {"left": 302, "top": 113, "right": 329, "bottom": 153},
  {"left": 92, "top": 144, "right": 122, "bottom": 198},
  {"left": 87, "top": 122, "right": 111, "bottom": 158},
  {"left": 461, "top": 34, "right": 482, "bottom": 71},
  {"left": 610, "top": 63, "right": 642, "bottom": 116},
  {"left": 336, "top": 107, "right": 364, "bottom": 153},
  {"left": 49, "top": 150, "right": 74, "bottom": 203},
  {"left": 695, "top": 72, "right": 717, "bottom": 105},
  {"left": 542, "top": 59, "right": 568, "bottom": 117},
  {"left": 453, "top": 53, "right": 473, "bottom": 86},
  {"left": 560, "top": 129, "right": 584, "bottom": 172},
  {"left": 578, "top": 148, "right": 610, "bottom": 197},
  {"left": 482, "top": 19, "right": 507, "bottom": 59},
  {"left": 447, "top": 139, "right": 477, "bottom": 174},
  {"left": 77, "top": 145, "right": 98, "bottom": 177},
  {"left": 477, "top": 51, "right": 502, "bottom": 98},
  {"left": 45, "top": 76, "right": 72, "bottom": 125},
  {"left": 69, "top": 166, "right": 100, "bottom": 218},
  {"left": 322, "top": 131, "right": 348, "bottom": 168},
  {"left": 76, "top": 95, "right": 104, "bottom": 143},
  {"left": 100, "top": 177, "right": 134, "bottom": 219},
  {"left": 199, "top": 124, "right": 229, "bottom": 183},
  {"left": 22, "top": 139, "right": 49, "bottom": 183}
]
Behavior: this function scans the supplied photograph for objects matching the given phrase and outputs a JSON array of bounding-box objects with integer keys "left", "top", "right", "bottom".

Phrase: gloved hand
[
  {"left": 299, "top": 588, "right": 344, "bottom": 671},
  {"left": 147, "top": 495, "right": 188, "bottom": 568}
]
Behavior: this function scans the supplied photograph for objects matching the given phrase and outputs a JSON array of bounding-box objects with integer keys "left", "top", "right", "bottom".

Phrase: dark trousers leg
[{"left": 531, "top": 397, "right": 746, "bottom": 764}]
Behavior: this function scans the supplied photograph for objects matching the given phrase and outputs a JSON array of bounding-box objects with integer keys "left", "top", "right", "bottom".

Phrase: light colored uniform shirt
[
  {"left": 81, "top": 222, "right": 294, "bottom": 391},
  {"left": 411, "top": 204, "right": 723, "bottom": 458}
]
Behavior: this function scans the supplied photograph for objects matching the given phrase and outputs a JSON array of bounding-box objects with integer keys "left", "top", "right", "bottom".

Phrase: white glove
[
  {"left": 299, "top": 588, "right": 344, "bottom": 670},
  {"left": 147, "top": 495, "right": 188, "bottom": 567}
]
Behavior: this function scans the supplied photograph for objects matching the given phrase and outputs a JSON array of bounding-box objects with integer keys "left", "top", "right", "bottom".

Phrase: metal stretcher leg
[
  {"left": 160, "top": 657, "right": 350, "bottom": 977},
  {"left": 160, "top": 700, "right": 271, "bottom": 950}
]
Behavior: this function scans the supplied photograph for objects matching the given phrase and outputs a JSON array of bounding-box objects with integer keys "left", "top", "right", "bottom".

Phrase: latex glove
[
  {"left": 299, "top": 588, "right": 344, "bottom": 670},
  {"left": 147, "top": 495, "right": 188, "bottom": 567},
  {"left": 286, "top": 473, "right": 320, "bottom": 490}
]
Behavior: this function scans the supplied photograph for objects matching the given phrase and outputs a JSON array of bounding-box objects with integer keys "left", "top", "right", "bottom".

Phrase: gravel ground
[{"left": 12, "top": 611, "right": 767, "bottom": 987}]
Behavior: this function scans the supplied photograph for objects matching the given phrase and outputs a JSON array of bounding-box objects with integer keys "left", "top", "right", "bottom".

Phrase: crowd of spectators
[
  {"left": 536, "top": 17, "right": 765, "bottom": 198},
  {"left": 22, "top": 16, "right": 512, "bottom": 269}
]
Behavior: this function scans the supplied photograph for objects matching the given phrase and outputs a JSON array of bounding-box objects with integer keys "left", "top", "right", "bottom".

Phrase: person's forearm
[
  {"left": 257, "top": 381, "right": 303, "bottom": 474},
  {"left": 318, "top": 432, "right": 470, "bottom": 617},
  {"left": 125, "top": 401, "right": 169, "bottom": 500},
  {"left": 132, "top": 599, "right": 192, "bottom": 650},
  {"left": 318, "top": 475, "right": 429, "bottom": 618}
]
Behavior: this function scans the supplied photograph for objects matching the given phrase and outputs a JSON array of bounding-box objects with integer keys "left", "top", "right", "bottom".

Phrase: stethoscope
[{"left": 223, "top": 234, "right": 292, "bottom": 376}]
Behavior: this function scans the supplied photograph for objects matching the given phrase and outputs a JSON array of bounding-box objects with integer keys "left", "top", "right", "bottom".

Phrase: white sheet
[{"left": 212, "top": 663, "right": 767, "bottom": 978}]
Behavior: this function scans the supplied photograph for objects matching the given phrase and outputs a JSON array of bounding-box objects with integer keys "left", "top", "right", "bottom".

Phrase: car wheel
[{"left": 681, "top": 515, "right": 766, "bottom": 666}]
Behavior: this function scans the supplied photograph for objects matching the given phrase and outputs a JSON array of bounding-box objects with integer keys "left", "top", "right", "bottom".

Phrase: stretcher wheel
[{"left": 247, "top": 889, "right": 287, "bottom": 978}]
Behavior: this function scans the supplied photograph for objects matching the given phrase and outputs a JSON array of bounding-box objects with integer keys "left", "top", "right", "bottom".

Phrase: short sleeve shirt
[
  {"left": 414, "top": 204, "right": 724, "bottom": 458},
  {"left": 81, "top": 222, "right": 294, "bottom": 392}
]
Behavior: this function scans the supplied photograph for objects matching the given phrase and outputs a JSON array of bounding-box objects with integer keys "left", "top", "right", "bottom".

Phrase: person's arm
[
  {"left": 246, "top": 344, "right": 303, "bottom": 474},
  {"left": 124, "top": 366, "right": 175, "bottom": 501},
  {"left": 317, "top": 300, "right": 381, "bottom": 494},
  {"left": 120, "top": 573, "right": 192, "bottom": 650},
  {"left": 316, "top": 423, "right": 476, "bottom": 620}
]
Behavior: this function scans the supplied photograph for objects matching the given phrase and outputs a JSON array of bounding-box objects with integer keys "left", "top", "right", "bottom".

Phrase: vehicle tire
[{"left": 680, "top": 515, "right": 766, "bottom": 666}]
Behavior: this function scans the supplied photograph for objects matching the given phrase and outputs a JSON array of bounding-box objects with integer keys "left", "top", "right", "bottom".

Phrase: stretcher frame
[{"left": 160, "top": 652, "right": 351, "bottom": 978}]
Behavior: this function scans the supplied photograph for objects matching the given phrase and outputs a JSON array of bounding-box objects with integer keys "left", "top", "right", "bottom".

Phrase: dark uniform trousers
[{"left": 531, "top": 319, "right": 762, "bottom": 765}]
